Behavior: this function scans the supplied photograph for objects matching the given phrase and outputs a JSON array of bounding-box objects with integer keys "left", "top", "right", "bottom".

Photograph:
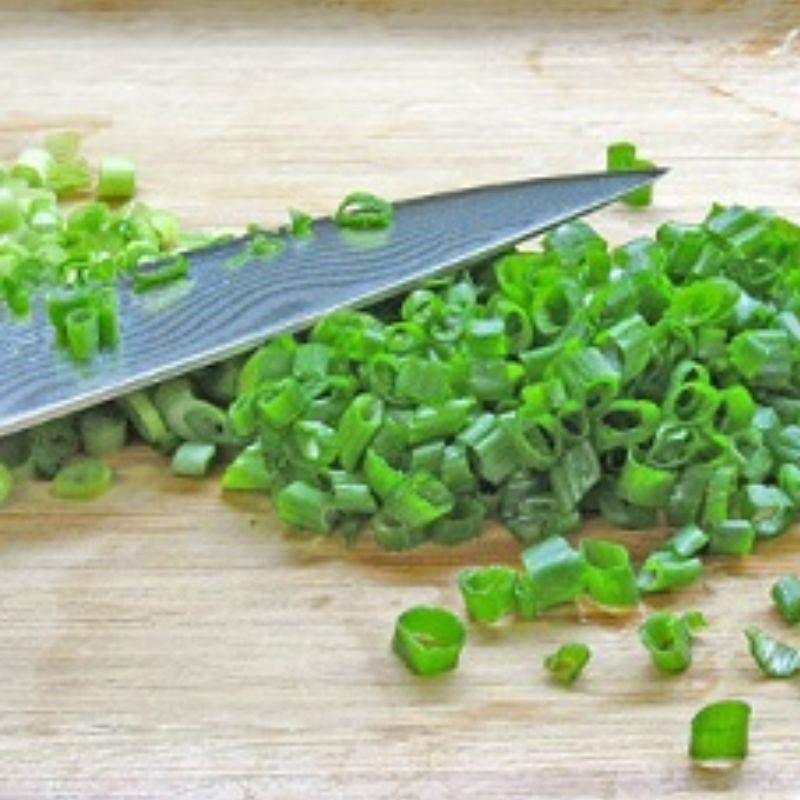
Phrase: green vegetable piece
[
  {"left": 132, "top": 255, "right": 189, "bottom": 292},
  {"left": 544, "top": 642, "right": 591, "bottom": 686},
  {"left": 31, "top": 418, "right": 80, "bottom": 479},
  {"left": 638, "top": 550, "right": 702, "bottom": 594},
  {"left": 708, "top": 519, "right": 755, "bottom": 556},
  {"left": 606, "top": 142, "right": 655, "bottom": 207},
  {"left": 429, "top": 498, "right": 486, "bottom": 546},
  {"left": 117, "top": 390, "right": 173, "bottom": 450},
  {"left": 550, "top": 440, "right": 601, "bottom": 512},
  {"left": 222, "top": 443, "right": 274, "bottom": 491},
  {"left": 65, "top": 306, "right": 100, "bottom": 361},
  {"left": 549, "top": 344, "right": 620, "bottom": 414},
  {"left": 458, "top": 565, "right": 517, "bottom": 624},
  {"left": 52, "top": 458, "right": 113, "bottom": 500},
  {"left": 772, "top": 575, "right": 800, "bottom": 625},
  {"left": 288, "top": 208, "right": 313, "bottom": 237},
  {"left": 690, "top": 700, "right": 751, "bottom": 763},
  {"left": 383, "top": 471, "right": 453, "bottom": 529},
  {"left": 335, "top": 191, "right": 393, "bottom": 230},
  {"left": 665, "top": 524, "right": 710, "bottom": 558},
  {"left": 745, "top": 626, "right": 800, "bottom": 678},
  {"left": 639, "top": 610, "right": 706, "bottom": 674},
  {"left": 778, "top": 464, "right": 800, "bottom": 507},
  {"left": 581, "top": 538, "right": 639, "bottom": 608},
  {"left": 0, "top": 463, "right": 13, "bottom": 506},
  {"left": 740, "top": 483, "right": 793, "bottom": 539},
  {"left": 97, "top": 156, "right": 136, "bottom": 200},
  {"left": 519, "top": 536, "right": 586, "bottom": 613},
  {"left": 255, "top": 378, "right": 308, "bottom": 430},
  {"left": 78, "top": 405, "right": 128, "bottom": 457},
  {"left": 337, "top": 393, "right": 384, "bottom": 472},
  {"left": 0, "top": 186, "right": 22, "bottom": 233},
  {"left": 594, "top": 399, "right": 660, "bottom": 451},
  {"left": 171, "top": 441, "right": 216, "bottom": 478},
  {"left": 275, "top": 481, "right": 338, "bottom": 534},
  {"left": 392, "top": 605, "right": 466, "bottom": 676},
  {"left": 618, "top": 454, "right": 675, "bottom": 509}
]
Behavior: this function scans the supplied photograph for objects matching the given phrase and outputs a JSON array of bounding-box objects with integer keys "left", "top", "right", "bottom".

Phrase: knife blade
[{"left": 0, "top": 168, "right": 664, "bottom": 436}]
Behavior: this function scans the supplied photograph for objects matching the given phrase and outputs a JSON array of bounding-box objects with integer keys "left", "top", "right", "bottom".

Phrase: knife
[{"left": 0, "top": 169, "right": 664, "bottom": 437}]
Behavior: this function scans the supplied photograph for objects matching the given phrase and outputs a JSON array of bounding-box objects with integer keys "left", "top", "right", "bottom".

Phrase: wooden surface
[{"left": 2, "top": 1, "right": 800, "bottom": 797}]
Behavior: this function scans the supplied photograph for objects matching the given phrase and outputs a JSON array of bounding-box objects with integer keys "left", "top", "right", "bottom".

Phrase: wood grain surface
[{"left": 1, "top": 1, "right": 800, "bottom": 797}]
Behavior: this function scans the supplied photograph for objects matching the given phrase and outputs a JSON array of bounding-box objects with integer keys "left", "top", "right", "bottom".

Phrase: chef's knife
[{"left": 0, "top": 169, "right": 664, "bottom": 436}]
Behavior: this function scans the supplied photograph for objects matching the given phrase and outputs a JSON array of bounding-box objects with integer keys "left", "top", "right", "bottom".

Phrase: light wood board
[{"left": 1, "top": 1, "right": 800, "bottom": 797}]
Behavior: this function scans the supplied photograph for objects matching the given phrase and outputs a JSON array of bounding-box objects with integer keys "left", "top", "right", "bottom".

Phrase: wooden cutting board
[{"left": 1, "top": 1, "right": 800, "bottom": 797}]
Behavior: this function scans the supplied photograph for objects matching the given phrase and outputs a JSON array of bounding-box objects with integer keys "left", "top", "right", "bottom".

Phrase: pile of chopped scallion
[{"left": 4, "top": 136, "right": 800, "bottom": 762}]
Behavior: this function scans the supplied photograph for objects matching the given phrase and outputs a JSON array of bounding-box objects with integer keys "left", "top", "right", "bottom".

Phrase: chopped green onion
[
  {"left": 222, "top": 443, "right": 274, "bottom": 491},
  {"left": 78, "top": 405, "right": 128, "bottom": 457},
  {"left": 383, "top": 471, "right": 453, "bottom": 530},
  {"left": 392, "top": 605, "right": 466, "bottom": 676},
  {"left": 288, "top": 208, "right": 313, "bottom": 237},
  {"left": 0, "top": 463, "right": 13, "bottom": 506},
  {"left": 745, "top": 626, "right": 800, "bottom": 678},
  {"left": 97, "top": 156, "right": 136, "bottom": 200},
  {"left": 544, "top": 642, "right": 591, "bottom": 686},
  {"left": 708, "top": 519, "right": 755, "bottom": 556},
  {"left": 581, "top": 538, "right": 639, "bottom": 608},
  {"left": 334, "top": 191, "right": 393, "bottom": 230},
  {"left": 275, "top": 481, "right": 337, "bottom": 534},
  {"left": 337, "top": 393, "right": 384, "bottom": 471},
  {"left": 65, "top": 306, "right": 100, "bottom": 361},
  {"left": 458, "top": 565, "right": 517, "bottom": 624},
  {"left": 51, "top": 458, "right": 112, "bottom": 500},
  {"left": 664, "top": 523, "right": 710, "bottom": 558},
  {"left": 638, "top": 550, "right": 702, "bottom": 594},
  {"left": 117, "top": 391, "right": 173, "bottom": 450},
  {"left": 132, "top": 255, "right": 189, "bottom": 292},
  {"left": 31, "top": 418, "right": 80, "bottom": 479},
  {"left": 518, "top": 536, "right": 586, "bottom": 615},
  {"left": 771, "top": 575, "right": 800, "bottom": 625},
  {"left": 740, "top": 483, "right": 793, "bottom": 539},
  {"left": 639, "top": 610, "right": 706, "bottom": 674},
  {"left": 690, "top": 700, "right": 751, "bottom": 763},
  {"left": 606, "top": 141, "right": 655, "bottom": 207},
  {"left": 171, "top": 441, "right": 217, "bottom": 477}
]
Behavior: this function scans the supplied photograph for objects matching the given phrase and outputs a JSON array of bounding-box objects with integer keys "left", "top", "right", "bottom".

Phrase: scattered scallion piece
[
  {"left": 689, "top": 700, "right": 751, "bottom": 763},
  {"left": 639, "top": 610, "right": 706, "bottom": 674},
  {"left": 638, "top": 550, "right": 702, "bottom": 594},
  {"left": 606, "top": 141, "right": 656, "bottom": 207},
  {"left": 517, "top": 536, "right": 586, "bottom": 616},
  {"left": 171, "top": 441, "right": 217, "bottom": 478},
  {"left": 0, "top": 463, "right": 13, "bottom": 505},
  {"left": 289, "top": 208, "right": 313, "bottom": 237},
  {"left": 745, "top": 626, "right": 800, "bottom": 678},
  {"left": 51, "top": 458, "right": 112, "bottom": 500},
  {"left": 97, "top": 156, "right": 136, "bottom": 200},
  {"left": 544, "top": 642, "right": 591, "bottom": 686},
  {"left": 334, "top": 191, "right": 393, "bottom": 230},
  {"left": 771, "top": 575, "right": 800, "bottom": 625},
  {"left": 392, "top": 605, "right": 466, "bottom": 676},
  {"left": 78, "top": 405, "right": 128, "bottom": 458},
  {"left": 581, "top": 538, "right": 639, "bottom": 608},
  {"left": 132, "top": 255, "right": 189, "bottom": 292},
  {"left": 458, "top": 565, "right": 517, "bottom": 624}
]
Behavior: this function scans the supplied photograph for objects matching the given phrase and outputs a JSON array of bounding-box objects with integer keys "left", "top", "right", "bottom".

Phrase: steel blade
[{"left": 0, "top": 168, "right": 663, "bottom": 435}]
